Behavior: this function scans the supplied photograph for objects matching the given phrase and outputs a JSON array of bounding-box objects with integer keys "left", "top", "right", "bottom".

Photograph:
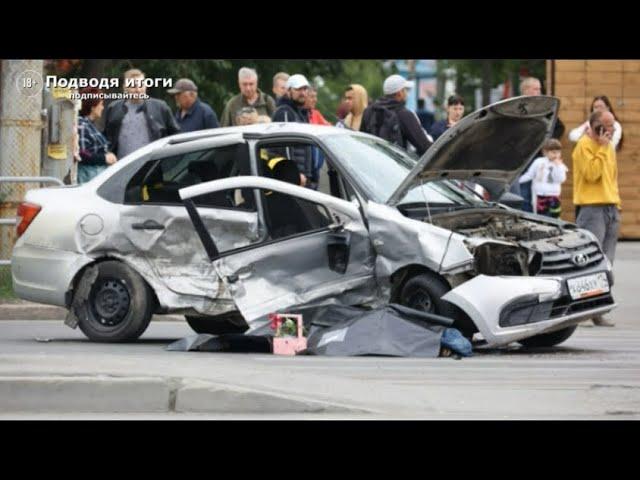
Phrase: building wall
[{"left": 548, "top": 60, "right": 640, "bottom": 239}]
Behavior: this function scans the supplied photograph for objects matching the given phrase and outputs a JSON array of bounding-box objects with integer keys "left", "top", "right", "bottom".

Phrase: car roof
[
  {"left": 95, "top": 122, "right": 368, "bottom": 188},
  {"left": 166, "top": 122, "right": 353, "bottom": 144}
]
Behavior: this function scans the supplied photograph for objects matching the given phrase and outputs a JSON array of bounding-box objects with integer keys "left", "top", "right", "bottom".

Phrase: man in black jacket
[
  {"left": 103, "top": 68, "right": 180, "bottom": 158},
  {"left": 361, "top": 74, "right": 432, "bottom": 156},
  {"left": 271, "top": 74, "right": 313, "bottom": 186}
]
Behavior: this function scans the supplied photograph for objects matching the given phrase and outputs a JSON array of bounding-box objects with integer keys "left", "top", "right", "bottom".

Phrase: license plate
[{"left": 567, "top": 272, "right": 610, "bottom": 300}]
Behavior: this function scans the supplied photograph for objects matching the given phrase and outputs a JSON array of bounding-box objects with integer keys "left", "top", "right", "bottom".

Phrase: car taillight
[{"left": 16, "top": 202, "right": 41, "bottom": 238}]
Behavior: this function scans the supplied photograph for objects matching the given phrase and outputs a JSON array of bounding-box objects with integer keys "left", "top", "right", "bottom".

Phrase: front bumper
[
  {"left": 11, "top": 244, "right": 92, "bottom": 307},
  {"left": 442, "top": 271, "right": 616, "bottom": 346}
]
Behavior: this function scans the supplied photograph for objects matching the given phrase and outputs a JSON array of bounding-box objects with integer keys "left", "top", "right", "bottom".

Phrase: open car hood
[{"left": 386, "top": 96, "right": 560, "bottom": 205}]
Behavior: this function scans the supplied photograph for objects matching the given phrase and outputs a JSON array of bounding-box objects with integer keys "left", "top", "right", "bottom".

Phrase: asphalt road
[{"left": 1, "top": 242, "right": 639, "bottom": 419}]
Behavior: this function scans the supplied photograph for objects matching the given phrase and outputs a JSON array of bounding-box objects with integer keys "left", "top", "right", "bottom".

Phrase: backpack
[{"left": 363, "top": 103, "right": 403, "bottom": 146}]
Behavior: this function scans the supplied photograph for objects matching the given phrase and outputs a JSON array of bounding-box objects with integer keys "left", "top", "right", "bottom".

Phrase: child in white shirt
[{"left": 519, "top": 138, "right": 568, "bottom": 218}]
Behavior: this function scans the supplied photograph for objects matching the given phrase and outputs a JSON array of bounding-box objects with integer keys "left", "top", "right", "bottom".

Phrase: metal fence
[
  {"left": 0, "top": 60, "right": 44, "bottom": 203},
  {"left": 0, "top": 60, "right": 47, "bottom": 270}
]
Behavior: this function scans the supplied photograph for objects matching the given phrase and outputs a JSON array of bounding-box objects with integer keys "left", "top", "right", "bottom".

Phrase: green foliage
[
  {"left": 0, "top": 266, "right": 15, "bottom": 300},
  {"left": 438, "top": 59, "right": 546, "bottom": 110},
  {"left": 281, "top": 318, "right": 297, "bottom": 337}
]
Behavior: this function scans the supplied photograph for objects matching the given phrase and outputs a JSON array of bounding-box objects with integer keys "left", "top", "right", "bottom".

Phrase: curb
[
  {"left": 0, "top": 304, "right": 68, "bottom": 320},
  {"left": 0, "top": 303, "right": 184, "bottom": 322},
  {"left": 0, "top": 376, "right": 170, "bottom": 413},
  {"left": 0, "top": 376, "right": 366, "bottom": 415},
  {"left": 174, "top": 379, "right": 359, "bottom": 414}
]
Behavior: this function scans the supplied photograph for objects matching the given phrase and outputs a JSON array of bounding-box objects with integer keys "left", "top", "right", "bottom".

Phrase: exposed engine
[
  {"left": 431, "top": 209, "right": 565, "bottom": 276},
  {"left": 431, "top": 209, "right": 563, "bottom": 242}
]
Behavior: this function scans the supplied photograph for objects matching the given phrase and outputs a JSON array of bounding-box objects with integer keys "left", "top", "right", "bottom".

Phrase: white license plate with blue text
[{"left": 567, "top": 272, "right": 610, "bottom": 300}]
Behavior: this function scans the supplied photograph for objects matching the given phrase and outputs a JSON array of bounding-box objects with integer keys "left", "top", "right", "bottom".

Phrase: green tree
[{"left": 438, "top": 59, "right": 546, "bottom": 111}]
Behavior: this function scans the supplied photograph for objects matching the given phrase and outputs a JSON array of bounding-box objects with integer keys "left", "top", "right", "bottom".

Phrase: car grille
[
  {"left": 537, "top": 242, "right": 604, "bottom": 275},
  {"left": 499, "top": 293, "right": 614, "bottom": 328},
  {"left": 550, "top": 294, "right": 615, "bottom": 317}
]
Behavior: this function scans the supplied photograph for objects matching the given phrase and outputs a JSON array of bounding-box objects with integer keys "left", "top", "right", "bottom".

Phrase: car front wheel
[
  {"left": 75, "top": 261, "right": 154, "bottom": 342},
  {"left": 399, "top": 271, "right": 475, "bottom": 337}
]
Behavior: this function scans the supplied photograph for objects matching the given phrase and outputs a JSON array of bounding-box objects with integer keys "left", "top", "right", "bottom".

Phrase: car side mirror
[{"left": 327, "top": 230, "right": 351, "bottom": 274}]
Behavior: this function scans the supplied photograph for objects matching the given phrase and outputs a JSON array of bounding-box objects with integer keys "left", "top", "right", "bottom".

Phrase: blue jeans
[
  {"left": 519, "top": 180, "right": 534, "bottom": 213},
  {"left": 77, "top": 164, "right": 108, "bottom": 184}
]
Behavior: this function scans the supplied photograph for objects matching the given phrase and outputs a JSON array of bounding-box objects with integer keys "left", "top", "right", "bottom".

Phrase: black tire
[
  {"left": 399, "top": 271, "right": 476, "bottom": 337},
  {"left": 517, "top": 325, "right": 577, "bottom": 348},
  {"left": 76, "top": 261, "right": 154, "bottom": 342},
  {"left": 185, "top": 312, "right": 249, "bottom": 335}
]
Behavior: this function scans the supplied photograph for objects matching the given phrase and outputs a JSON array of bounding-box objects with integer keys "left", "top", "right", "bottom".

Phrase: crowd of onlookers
[{"left": 74, "top": 66, "right": 623, "bottom": 325}]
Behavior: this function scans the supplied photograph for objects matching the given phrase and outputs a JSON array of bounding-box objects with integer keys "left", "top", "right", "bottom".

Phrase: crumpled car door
[
  {"left": 180, "top": 176, "right": 380, "bottom": 325},
  {"left": 120, "top": 134, "right": 256, "bottom": 298}
]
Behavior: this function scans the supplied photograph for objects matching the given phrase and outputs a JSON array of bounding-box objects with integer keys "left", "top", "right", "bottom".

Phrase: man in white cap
[
  {"left": 271, "top": 74, "right": 314, "bottom": 186},
  {"left": 272, "top": 74, "right": 310, "bottom": 123},
  {"left": 361, "top": 74, "right": 432, "bottom": 156}
]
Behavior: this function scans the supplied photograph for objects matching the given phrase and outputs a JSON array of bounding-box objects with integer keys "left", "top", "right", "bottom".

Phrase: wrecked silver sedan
[{"left": 12, "top": 96, "right": 616, "bottom": 346}]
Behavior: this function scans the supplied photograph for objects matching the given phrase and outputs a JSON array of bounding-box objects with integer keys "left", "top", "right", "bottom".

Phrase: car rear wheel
[
  {"left": 399, "top": 271, "right": 475, "bottom": 338},
  {"left": 517, "top": 325, "right": 577, "bottom": 348},
  {"left": 76, "top": 261, "right": 154, "bottom": 342},
  {"left": 185, "top": 312, "right": 249, "bottom": 335}
]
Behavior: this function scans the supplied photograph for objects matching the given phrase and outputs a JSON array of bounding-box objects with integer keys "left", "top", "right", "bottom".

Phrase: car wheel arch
[
  {"left": 66, "top": 256, "right": 160, "bottom": 312},
  {"left": 389, "top": 264, "right": 446, "bottom": 303},
  {"left": 391, "top": 263, "right": 477, "bottom": 337}
]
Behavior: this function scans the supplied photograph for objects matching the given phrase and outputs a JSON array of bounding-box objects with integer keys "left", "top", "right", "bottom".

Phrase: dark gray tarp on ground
[
  {"left": 302, "top": 304, "right": 452, "bottom": 357},
  {"left": 166, "top": 304, "right": 471, "bottom": 358}
]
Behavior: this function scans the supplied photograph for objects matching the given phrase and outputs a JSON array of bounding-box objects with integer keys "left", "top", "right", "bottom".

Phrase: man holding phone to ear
[{"left": 572, "top": 110, "right": 620, "bottom": 327}]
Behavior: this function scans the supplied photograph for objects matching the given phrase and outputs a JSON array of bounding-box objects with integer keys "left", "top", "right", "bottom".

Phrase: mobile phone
[{"left": 595, "top": 125, "right": 605, "bottom": 136}]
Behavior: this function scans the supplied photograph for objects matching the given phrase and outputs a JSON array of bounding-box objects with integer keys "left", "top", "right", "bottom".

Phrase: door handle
[{"left": 131, "top": 220, "right": 165, "bottom": 230}]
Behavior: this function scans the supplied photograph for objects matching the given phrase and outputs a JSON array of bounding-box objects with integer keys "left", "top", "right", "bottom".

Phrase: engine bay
[{"left": 430, "top": 209, "right": 564, "bottom": 242}]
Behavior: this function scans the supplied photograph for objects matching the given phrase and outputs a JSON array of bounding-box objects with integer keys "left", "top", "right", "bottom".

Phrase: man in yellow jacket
[{"left": 572, "top": 110, "right": 620, "bottom": 327}]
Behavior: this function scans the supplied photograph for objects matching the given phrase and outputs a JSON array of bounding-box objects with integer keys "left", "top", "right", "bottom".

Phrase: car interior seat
[{"left": 262, "top": 158, "right": 312, "bottom": 239}]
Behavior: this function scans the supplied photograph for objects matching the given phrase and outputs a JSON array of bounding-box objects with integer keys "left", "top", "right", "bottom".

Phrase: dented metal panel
[
  {"left": 213, "top": 229, "right": 379, "bottom": 325},
  {"left": 365, "top": 201, "right": 474, "bottom": 295},
  {"left": 118, "top": 205, "right": 258, "bottom": 295},
  {"left": 180, "top": 176, "right": 380, "bottom": 325}
]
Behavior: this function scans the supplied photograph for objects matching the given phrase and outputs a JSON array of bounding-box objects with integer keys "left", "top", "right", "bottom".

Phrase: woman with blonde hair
[{"left": 343, "top": 84, "right": 368, "bottom": 131}]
